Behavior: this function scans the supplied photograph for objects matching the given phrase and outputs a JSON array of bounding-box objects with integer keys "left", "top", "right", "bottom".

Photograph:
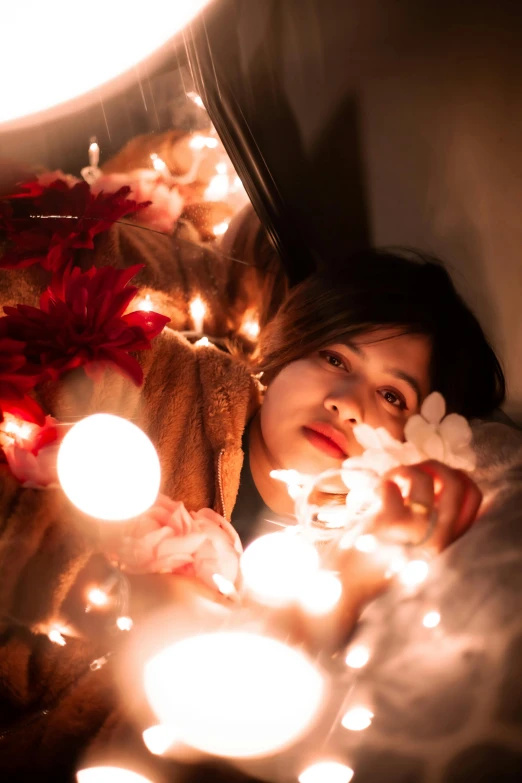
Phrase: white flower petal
[
  {"left": 353, "top": 423, "right": 382, "bottom": 450},
  {"left": 375, "top": 427, "right": 402, "bottom": 448},
  {"left": 446, "top": 444, "right": 476, "bottom": 472},
  {"left": 439, "top": 414, "right": 473, "bottom": 450},
  {"left": 421, "top": 432, "right": 445, "bottom": 462},
  {"left": 388, "top": 442, "right": 423, "bottom": 466},
  {"left": 421, "top": 392, "right": 446, "bottom": 425},
  {"left": 404, "top": 415, "right": 435, "bottom": 452}
]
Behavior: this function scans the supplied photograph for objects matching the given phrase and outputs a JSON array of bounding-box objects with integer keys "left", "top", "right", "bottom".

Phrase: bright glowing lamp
[
  {"left": 345, "top": 644, "right": 371, "bottom": 669},
  {"left": 142, "top": 725, "right": 179, "bottom": 756},
  {"left": 399, "top": 559, "right": 430, "bottom": 587},
  {"left": 422, "top": 610, "right": 441, "bottom": 628},
  {"left": 57, "top": 414, "right": 160, "bottom": 521},
  {"left": 1, "top": 1, "right": 214, "bottom": 128},
  {"left": 298, "top": 761, "right": 354, "bottom": 783},
  {"left": 240, "top": 532, "right": 320, "bottom": 607},
  {"left": 144, "top": 631, "right": 325, "bottom": 758},
  {"left": 341, "top": 706, "right": 374, "bottom": 731},
  {"left": 299, "top": 570, "right": 342, "bottom": 615},
  {"left": 77, "top": 768, "right": 153, "bottom": 783}
]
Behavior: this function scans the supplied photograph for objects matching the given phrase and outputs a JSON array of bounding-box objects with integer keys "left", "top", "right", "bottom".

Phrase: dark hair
[{"left": 255, "top": 249, "right": 505, "bottom": 419}]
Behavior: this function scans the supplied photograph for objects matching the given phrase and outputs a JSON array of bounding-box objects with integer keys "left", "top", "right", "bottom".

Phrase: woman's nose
[{"left": 324, "top": 391, "right": 364, "bottom": 425}]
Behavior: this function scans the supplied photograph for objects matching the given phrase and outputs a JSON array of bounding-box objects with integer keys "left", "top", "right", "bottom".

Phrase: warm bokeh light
[
  {"left": 48, "top": 627, "right": 67, "bottom": 646},
  {"left": 87, "top": 588, "right": 109, "bottom": 607},
  {"left": 345, "top": 644, "right": 371, "bottom": 669},
  {"left": 204, "top": 173, "right": 230, "bottom": 201},
  {"left": 189, "top": 296, "right": 206, "bottom": 333},
  {"left": 144, "top": 631, "right": 325, "bottom": 758},
  {"left": 422, "top": 610, "right": 441, "bottom": 628},
  {"left": 241, "top": 317, "right": 260, "bottom": 340},
  {"left": 137, "top": 294, "right": 153, "bottom": 312},
  {"left": 211, "top": 573, "right": 237, "bottom": 597},
  {"left": 299, "top": 570, "right": 342, "bottom": 615},
  {"left": 212, "top": 220, "right": 230, "bottom": 236},
  {"left": 341, "top": 706, "right": 374, "bottom": 731},
  {"left": 186, "top": 91, "right": 205, "bottom": 109},
  {"left": 1, "top": 1, "right": 214, "bottom": 127},
  {"left": 354, "top": 534, "right": 378, "bottom": 553},
  {"left": 298, "top": 760, "right": 354, "bottom": 783},
  {"left": 0, "top": 413, "right": 36, "bottom": 442},
  {"left": 189, "top": 134, "right": 218, "bottom": 150},
  {"left": 150, "top": 153, "right": 168, "bottom": 173},
  {"left": 194, "top": 336, "right": 211, "bottom": 347},
  {"left": 399, "top": 559, "right": 430, "bottom": 587},
  {"left": 142, "top": 724, "right": 179, "bottom": 756},
  {"left": 57, "top": 414, "right": 161, "bottom": 522},
  {"left": 241, "top": 532, "right": 320, "bottom": 607},
  {"left": 116, "top": 616, "right": 134, "bottom": 631},
  {"left": 77, "top": 767, "right": 153, "bottom": 783}
]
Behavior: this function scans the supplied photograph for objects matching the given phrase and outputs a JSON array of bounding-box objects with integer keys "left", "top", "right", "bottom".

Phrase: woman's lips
[{"left": 302, "top": 426, "right": 348, "bottom": 459}]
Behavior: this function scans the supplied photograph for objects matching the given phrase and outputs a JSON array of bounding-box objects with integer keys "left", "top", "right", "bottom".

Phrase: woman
[{"left": 0, "top": 245, "right": 503, "bottom": 779}]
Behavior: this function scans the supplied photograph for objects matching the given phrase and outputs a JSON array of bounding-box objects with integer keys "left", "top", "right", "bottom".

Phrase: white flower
[
  {"left": 341, "top": 391, "right": 475, "bottom": 478},
  {"left": 404, "top": 392, "right": 475, "bottom": 471}
]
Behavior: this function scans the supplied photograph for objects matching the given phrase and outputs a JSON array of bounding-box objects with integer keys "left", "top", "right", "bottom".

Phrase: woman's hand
[{"left": 287, "top": 461, "right": 482, "bottom": 654}]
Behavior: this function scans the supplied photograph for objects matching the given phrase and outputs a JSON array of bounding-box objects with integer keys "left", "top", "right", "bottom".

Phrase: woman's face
[{"left": 260, "top": 329, "right": 432, "bottom": 475}]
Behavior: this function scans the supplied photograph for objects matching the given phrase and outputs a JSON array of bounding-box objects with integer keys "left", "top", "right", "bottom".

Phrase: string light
[
  {"left": 216, "top": 161, "right": 227, "bottom": 174},
  {"left": 299, "top": 570, "right": 343, "bottom": 615},
  {"left": 144, "top": 631, "right": 325, "bottom": 758},
  {"left": 241, "top": 316, "right": 260, "bottom": 340},
  {"left": 240, "top": 532, "right": 320, "bottom": 607},
  {"left": 0, "top": 414, "right": 35, "bottom": 442},
  {"left": 194, "top": 336, "right": 211, "bottom": 347},
  {"left": 212, "top": 573, "right": 237, "bottom": 597},
  {"left": 189, "top": 296, "right": 206, "bottom": 333},
  {"left": 422, "top": 610, "right": 441, "bottom": 629},
  {"left": 212, "top": 220, "right": 230, "bottom": 237},
  {"left": 341, "top": 706, "right": 374, "bottom": 731},
  {"left": 48, "top": 627, "right": 67, "bottom": 646},
  {"left": 57, "top": 414, "right": 161, "bottom": 522},
  {"left": 189, "top": 134, "right": 218, "bottom": 150},
  {"left": 298, "top": 761, "right": 354, "bottom": 783},
  {"left": 142, "top": 724, "right": 180, "bottom": 756},
  {"left": 77, "top": 767, "right": 153, "bottom": 783},
  {"left": 150, "top": 153, "right": 168, "bottom": 174},
  {"left": 204, "top": 172, "right": 230, "bottom": 201},
  {"left": 87, "top": 587, "right": 109, "bottom": 607},
  {"left": 345, "top": 644, "right": 371, "bottom": 669},
  {"left": 399, "top": 559, "right": 430, "bottom": 587},
  {"left": 88, "top": 138, "right": 100, "bottom": 168},
  {"left": 354, "top": 534, "right": 378, "bottom": 553},
  {"left": 136, "top": 294, "right": 153, "bottom": 312},
  {"left": 186, "top": 91, "right": 205, "bottom": 109},
  {"left": 116, "top": 616, "right": 134, "bottom": 631}
]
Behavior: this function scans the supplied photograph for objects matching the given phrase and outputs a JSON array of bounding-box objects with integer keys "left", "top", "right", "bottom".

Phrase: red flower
[
  {"left": 0, "top": 327, "right": 45, "bottom": 424},
  {"left": 2, "top": 264, "right": 170, "bottom": 386},
  {"left": 0, "top": 177, "right": 150, "bottom": 273}
]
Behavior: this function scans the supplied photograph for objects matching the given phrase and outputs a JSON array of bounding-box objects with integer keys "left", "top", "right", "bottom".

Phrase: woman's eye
[
  {"left": 320, "top": 351, "right": 346, "bottom": 369},
  {"left": 380, "top": 389, "right": 407, "bottom": 410}
]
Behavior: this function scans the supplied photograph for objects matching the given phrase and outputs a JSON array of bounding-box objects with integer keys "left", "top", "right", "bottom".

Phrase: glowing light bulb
[
  {"left": 216, "top": 161, "right": 227, "bottom": 174},
  {"left": 212, "top": 573, "right": 237, "bottom": 597},
  {"left": 150, "top": 153, "right": 168, "bottom": 173},
  {"left": 48, "top": 627, "right": 66, "bottom": 646},
  {"left": 144, "top": 631, "right": 324, "bottom": 758},
  {"left": 299, "top": 570, "right": 342, "bottom": 615},
  {"left": 354, "top": 534, "right": 378, "bottom": 553},
  {"left": 0, "top": 414, "right": 35, "bottom": 442},
  {"left": 77, "top": 768, "right": 153, "bottom": 783},
  {"left": 204, "top": 173, "right": 229, "bottom": 201},
  {"left": 142, "top": 724, "right": 179, "bottom": 755},
  {"left": 341, "top": 706, "right": 374, "bottom": 731},
  {"left": 88, "top": 587, "right": 109, "bottom": 607},
  {"left": 298, "top": 761, "right": 354, "bottom": 783},
  {"left": 195, "top": 336, "right": 211, "bottom": 347},
  {"left": 241, "top": 532, "right": 320, "bottom": 607},
  {"left": 422, "top": 610, "right": 441, "bottom": 628},
  {"left": 89, "top": 139, "right": 100, "bottom": 168},
  {"left": 57, "top": 414, "right": 161, "bottom": 522},
  {"left": 137, "top": 294, "right": 153, "bottom": 312},
  {"left": 116, "top": 616, "right": 134, "bottom": 631},
  {"left": 212, "top": 220, "right": 230, "bottom": 236},
  {"left": 399, "top": 559, "right": 429, "bottom": 587},
  {"left": 1, "top": 1, "right": 214, "bottom": 128},
  {"left": 187, "top": 91, "right": 205, "bottom": 109},
  {"left": 345, "top": 644, "right": 370, "bottom": 669},
  {"left": 241, "top": 317, "right": 260, "bottom": 340},
  {"left": 189, "top": 296, "right": 206, "bottom": 333}
]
